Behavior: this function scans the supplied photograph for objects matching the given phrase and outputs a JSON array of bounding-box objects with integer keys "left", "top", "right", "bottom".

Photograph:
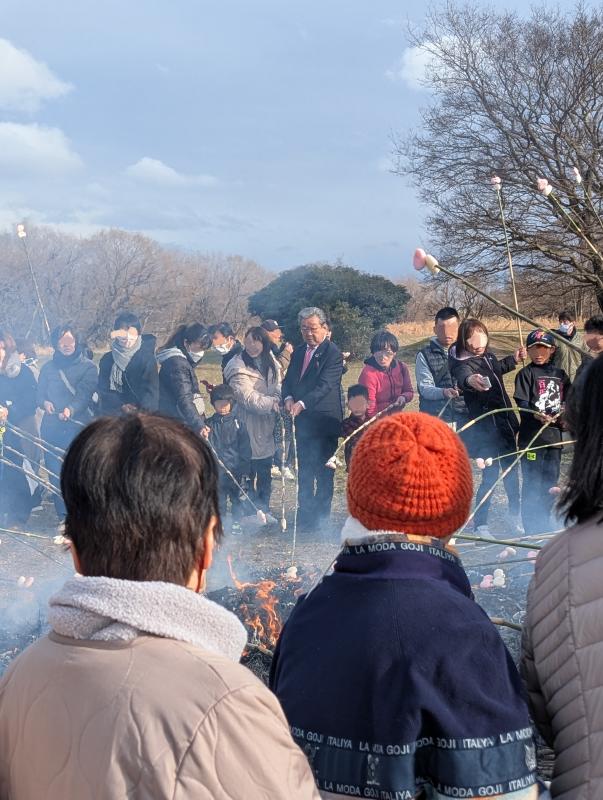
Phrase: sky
[{"left": 0, "top": 0, "right": 574, "bottom": 279}]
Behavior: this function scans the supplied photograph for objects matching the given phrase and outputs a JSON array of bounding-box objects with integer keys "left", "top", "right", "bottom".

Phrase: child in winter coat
[
  {"left": 342, "top": 384, "right": 370, "bottom": 469},
  {"left": 271, "top": 412, "right": 539, "bottom": 799},
  {"left": 358, "top": 330, "right": 413, "bottom": 417},
  {"left": 204, "top": 384, "right": 252, "bottom": 526},
  {"left": 514, "top": 330, "right": 570, "bottom": 535},
  {"left": 449, "top": 318, "right": 526, "bottom": 536}
]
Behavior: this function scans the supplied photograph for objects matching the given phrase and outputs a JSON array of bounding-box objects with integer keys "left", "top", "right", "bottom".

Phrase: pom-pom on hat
[{"left": 347, "top": 412, "right": 473, "bottom": 538}]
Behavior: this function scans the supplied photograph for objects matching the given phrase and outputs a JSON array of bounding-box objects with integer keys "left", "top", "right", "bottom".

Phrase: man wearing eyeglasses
[{"left": 282, "top": 307, "right": 344, "bottom": 531}]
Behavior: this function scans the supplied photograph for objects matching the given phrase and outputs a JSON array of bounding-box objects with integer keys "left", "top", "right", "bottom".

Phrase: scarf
[
  {"left": 110, "top": 335, "right": 141, "bottom": 392},
  {"left": 52, "top": 347, "right": 82, "bottom": 370},
  {"left": 48, "top": 575, "right": 248, "bottom": 663}
]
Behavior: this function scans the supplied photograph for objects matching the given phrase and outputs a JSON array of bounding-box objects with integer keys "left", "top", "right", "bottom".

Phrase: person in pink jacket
[{"left": 358, "top": 330, "right": 414, "bottom": 417}]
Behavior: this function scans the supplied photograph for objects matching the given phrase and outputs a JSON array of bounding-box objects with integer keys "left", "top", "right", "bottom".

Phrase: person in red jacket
[{"left": 358, "top": 331, "right": 414, "bottom": 417}]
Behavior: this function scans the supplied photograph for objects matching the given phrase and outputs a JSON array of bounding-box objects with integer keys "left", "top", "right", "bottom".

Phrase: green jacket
[{"left": 551, "top": 329, "right": 590, "bottom": 382}]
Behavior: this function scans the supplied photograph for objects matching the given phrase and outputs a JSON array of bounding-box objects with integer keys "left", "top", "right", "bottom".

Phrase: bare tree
[{"left": 394, "top": 3, "right": 603, "bottom": 312}]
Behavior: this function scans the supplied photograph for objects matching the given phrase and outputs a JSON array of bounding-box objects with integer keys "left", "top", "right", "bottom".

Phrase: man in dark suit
[{"left": 282, "top": 307, "right": 344, "bottom": 529}]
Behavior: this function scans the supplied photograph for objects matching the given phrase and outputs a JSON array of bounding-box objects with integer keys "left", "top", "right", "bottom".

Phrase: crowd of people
[
  {"left": 1, "top": 307, "right": 603, "bottom": 537},
  {"left": 1, "top": 304, "right": 603, "bottom": 798}
]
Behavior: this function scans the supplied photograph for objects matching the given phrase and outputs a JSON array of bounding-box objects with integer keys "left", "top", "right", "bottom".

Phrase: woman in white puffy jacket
[{"left": 223, "top": 326, "right": 281, "bottom": 514}]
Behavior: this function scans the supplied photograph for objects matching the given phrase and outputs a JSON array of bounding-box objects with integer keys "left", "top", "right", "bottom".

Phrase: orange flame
[{"left": 227, "top": 556, "right": 282, "bottom": 647}]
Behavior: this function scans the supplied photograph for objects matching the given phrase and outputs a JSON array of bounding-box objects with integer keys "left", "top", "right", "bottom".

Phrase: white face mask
[
  {"left": 559, "top": 322, "right": 572, "bottom": 335},
  {"left": 188, "top": 349, "right": 204, "bottom": 363},
  {"left": 213, "top": 343, "right": 231, "bottom": 355}
]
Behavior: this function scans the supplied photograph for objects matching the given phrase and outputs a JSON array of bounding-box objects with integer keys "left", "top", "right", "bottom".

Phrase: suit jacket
[{"left": 282, "top": 339, "right": 343, "bottom": 437}]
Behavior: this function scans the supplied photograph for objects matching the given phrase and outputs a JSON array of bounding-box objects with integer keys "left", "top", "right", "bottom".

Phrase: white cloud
[
  {"left": 0, "top": 38, "right": 72, "bottom": 112},
  {"left": 125, "top": 157, "right": 217, "bottom": 187},
  {"left": 386, "top": 44, "right": 435, "bottom": 90},
  {"left": 0, "top": 123, "right": 83, "bottom": 174}
]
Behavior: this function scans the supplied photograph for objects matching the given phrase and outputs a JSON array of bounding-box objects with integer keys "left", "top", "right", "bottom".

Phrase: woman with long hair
[
  {"left": 0, "top": 329, "right": 40, "bottom": 526},
  {"left": 223, "top": 326, "right": 280, "bottom": 518},
  {"left": 157, "top": 322, "right": 210, "bottom": 433},
  {"left": 449, "top": 318, "right": 526, "bottom": 535},
  {"left": 37, "top": 323, "right": 98, "bottom": 522},
  {"left": 522, "top": 355, "right": 603, "bottom": 799}
]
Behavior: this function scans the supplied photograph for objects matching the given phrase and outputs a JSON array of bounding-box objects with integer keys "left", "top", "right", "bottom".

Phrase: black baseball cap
[
  {"left": 526, "top": 329, "right": 555, "bottom": 348},
  {"left": 261, "top": 319, "right": 281, "bottom": 332}
]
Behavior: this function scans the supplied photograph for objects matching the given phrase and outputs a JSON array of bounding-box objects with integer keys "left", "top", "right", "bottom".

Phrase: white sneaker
[
  {"left": 476, "top": 525, "right": 495, "bottom": 540},
  {"left": 283, "top": 466, "right": 296, "bottom": 481},
  {"left": 271, "top": 465, "right": 281, "bottom": 478}
]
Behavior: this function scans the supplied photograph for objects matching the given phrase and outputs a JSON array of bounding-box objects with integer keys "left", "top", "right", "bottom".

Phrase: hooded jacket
[
  {"left": 271, "top": 520, "right": 538, "bottom": 800},
  {"left": 448, "top": 346, "right": 518, "bottom": 453},
  {"left": 522, "top": 515, "right": 603, "bottom": 800},
  {"left": 98, "top": 334, "right": 159, "bottom": 414},
  {"left": 205, "top": 410, "right": 252, "bottom": 476},
  {"left": 0, "top": 577, "right": 320, "bottom": 800},
  {"left": 157, "top": 347, "right": 205, "bottom": 431},
  {"left": 223, "top": 353, "right": 280, "bottom": 460},
  {"left": 358, "top": 356, "right": 414, "bottom": 417}
]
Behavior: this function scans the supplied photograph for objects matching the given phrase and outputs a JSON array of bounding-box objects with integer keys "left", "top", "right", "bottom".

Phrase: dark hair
[
  {"left": 558, "top": 309, "right": 576, "bottom": 323},
  {"left": 209, "top": 322, "right": 235, "bottom": 339},
  {"left": 435, "top": 307, "right": 460, "bottom": 323},
  {"left": 210, "top": 383, "right": 235, "bottom": 407},
  {"left": 560, "top": 357, "right": 603, "bottom": 524},
  {"left": 62, "top": 414, "right": 223, "bottom": 582},
  {"left": 584, "top": 315, "right": 603, "bottom": 335},
  {"left": 348, "top": 384, "right": 369, "bottom": 401},
  {"left": 114, "top": 311, "right": 142, "bottom": 334},
  {"left": 0, "top": 329, "right": 17, "bottom": 354},
  {"left": 457, "top": 318, "right": 489, "bottom": 354},
  {"left": 15, "top": 336, "right": 36, "bottom": 359},
  {"left": 50, "top": 323, "right": 79, "bottom": 350},
  {"left": 163, "top": 322, "right": 210, "bottom": 352},
  {"left": 242, "top": 326, "right": 277, "bottom": 381},
  {"left": 370, "top": 330, "right": 399, "bottom": 354}
]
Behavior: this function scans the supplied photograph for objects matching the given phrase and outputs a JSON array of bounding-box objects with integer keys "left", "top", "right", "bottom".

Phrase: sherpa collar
[{"left": 48, "top": 576, "right": 248, "bottom": 663}]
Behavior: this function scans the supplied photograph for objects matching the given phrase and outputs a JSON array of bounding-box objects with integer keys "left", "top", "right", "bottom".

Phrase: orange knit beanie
[{"left": 347, "top": 411, "right": 473, "bottom": 538}]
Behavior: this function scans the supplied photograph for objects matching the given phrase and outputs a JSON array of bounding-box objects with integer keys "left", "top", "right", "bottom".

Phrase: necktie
[{"left": 300, "top": 347, "right": 314, "bottom": 377}]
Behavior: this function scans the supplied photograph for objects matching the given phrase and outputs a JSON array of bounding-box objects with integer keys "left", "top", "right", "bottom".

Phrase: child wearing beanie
[{"left": 270, "top": 412, "right": 539, "bottom": 800}]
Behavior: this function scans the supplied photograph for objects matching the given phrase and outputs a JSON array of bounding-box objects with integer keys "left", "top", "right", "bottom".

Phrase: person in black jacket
[
  {"left": 156, "top": 322, "right": 210, "bottom": 433},
  {"left": 282, "top": 307, "right": 344, "bottom": 529},
  {"left": 98, "top": 312, "right": 159, "bottom": 415},
  {"left": 37, "top": 323, "right": 99, "bottom": 522},
  {"left": 0, "top": 330, "right": 40, "bottom": 526},
  {"left": 449, "top": 318, "right": 526, "bottom": 535},
  {"left": 203, "top": 384, "right": 252, "bottom": 526},
  {"left": 514, "top": 330, "right": 571, "bottom": 535},
  {"left": 209, "top": 323, "right": 244, "bottom": 376}
]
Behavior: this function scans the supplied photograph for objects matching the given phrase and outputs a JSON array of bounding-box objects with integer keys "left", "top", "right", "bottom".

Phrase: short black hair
[
  {"left": 558, "top": 309, "right": 576, "bottom": 323},
  {"left": 435, "top": 307, "right": 460, "bottom": 323},
  {"left": 209, "top": 322, "right": 235, "bottom": 339},
  {"left": 370, "top": 330, "right": 399, "bottom": 354},
  {"left": 561, "top": 357, "right": 603, "bottom": 524},
  {"left": 210, "top": 383, "right": 235, "bottom": 406},
  {"left": 584, "top": 315, "right": 603, "bottom": 335},
  {"left": 348, "top": 384, "right": 369, "bottom": 401},
  {"left": 114, "top": 311, "right": 142, "bottom": 334},
  {"left": 62, "top": 414, "right": 223, "bottom": 583}
]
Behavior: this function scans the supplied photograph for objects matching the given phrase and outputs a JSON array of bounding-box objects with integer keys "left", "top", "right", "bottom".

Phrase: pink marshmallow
[{"left": 413, "top": 248, "right": 427, "bottom": 270}]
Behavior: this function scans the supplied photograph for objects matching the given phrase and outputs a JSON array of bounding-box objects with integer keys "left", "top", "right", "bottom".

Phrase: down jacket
[
  {"left": 157, "top": 347, "right": 205, "bottom": 431},
  {"left": 521, "top": 515, "right": 603, "bottom": 800},
  {"left": 223, "top": 353, "right": 280, "bottom": 460},
  {"left": 357, "top": 356, "right": 414, "bottom": 417}
]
